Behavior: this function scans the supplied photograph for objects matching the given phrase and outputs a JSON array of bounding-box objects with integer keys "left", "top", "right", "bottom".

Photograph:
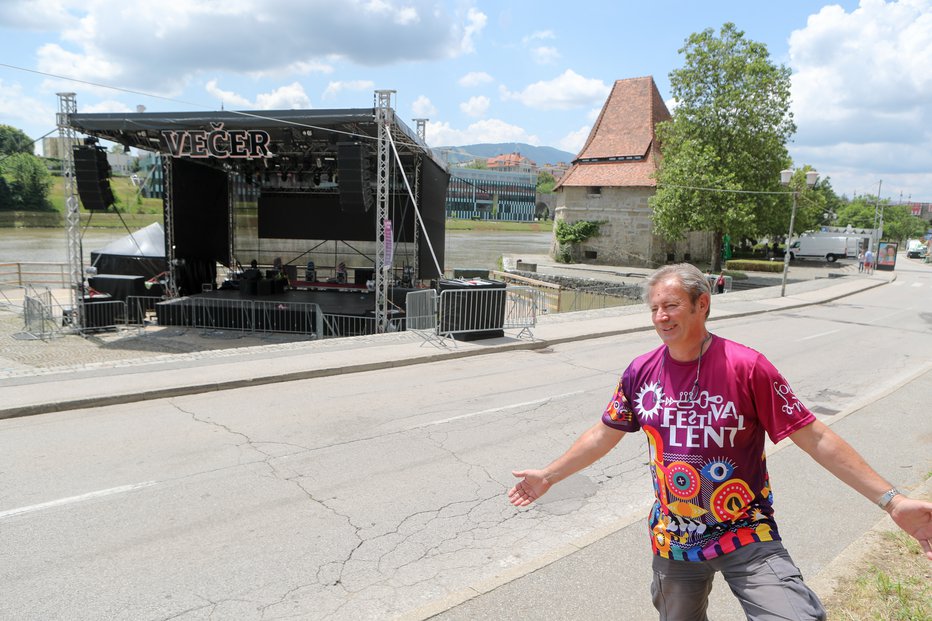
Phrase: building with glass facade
[{"left": 445, "top": 167, "right": 537, "bottom": 221}]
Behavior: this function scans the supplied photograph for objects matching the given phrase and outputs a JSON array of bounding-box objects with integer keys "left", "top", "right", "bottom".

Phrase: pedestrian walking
[
  {"left": 864, "top": 248, "right": 874, "bottom": 274},
  {"left": 857, "top": 249, "right": 865, "bottom": 272},
  {"left": 509, "top": 263, "right": 932, "bottom": 621},
  {"left": 715, "top": 272, "right": 726, "bottom": 294}
]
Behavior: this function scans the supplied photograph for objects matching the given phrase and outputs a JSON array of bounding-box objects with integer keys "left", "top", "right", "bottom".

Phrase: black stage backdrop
[
  {"left": 257, "top": 157, "right": 448, "bottom": 280},
  {"left": 418, "top": 157, "right": 449, "bottom": 280},
  {"left": 171, "top": 159, "right": 230, "bottom": 295}
]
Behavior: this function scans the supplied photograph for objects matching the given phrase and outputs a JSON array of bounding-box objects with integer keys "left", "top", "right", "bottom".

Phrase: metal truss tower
[
  {"left": 374, "top": 90, "right": 396, "bottom": 332},
  {"left": 56, "top": 92, "right": 84, "bottom": 332}
]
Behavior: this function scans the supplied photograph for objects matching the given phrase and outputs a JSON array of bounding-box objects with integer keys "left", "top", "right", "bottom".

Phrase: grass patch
[
  {"left": 48, "top": 176, "right": 163, "bottom": 216},
  {"left": 445, "top": 219, "right": 552, "bottom": 233},
  {"left": 822, "top": 501, "right": 931, "bottom": 621}
]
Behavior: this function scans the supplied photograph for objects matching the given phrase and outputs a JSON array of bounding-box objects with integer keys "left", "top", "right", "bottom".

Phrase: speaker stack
[
  {"left": 336, "top": 141, "right": 373, "bottom": 212},
  {"left": 73, "top": 145, "right": 116, "bottom": 211}
]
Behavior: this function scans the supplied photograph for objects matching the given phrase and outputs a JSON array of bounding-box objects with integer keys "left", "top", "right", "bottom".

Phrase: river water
[{"left": 0, "top": 228, "right": 554, "bottom": 271}]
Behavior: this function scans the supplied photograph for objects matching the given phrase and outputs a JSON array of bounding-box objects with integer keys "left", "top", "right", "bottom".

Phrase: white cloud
[
  {"left": 456, "top": 7, "right": 487, "bottom": 55},
  {"left": 27, "top": 0, "right": 486, "bottom": 96},
  {"left": 559, "top": 125, "right": 591, "bottom": 154},
  {"left": 206, "top": 80, "right": 252, "bottom": 108},
  {"left": 0, "top": 80, "right": 56, "bottom": 130},
  {"left": 522, "top": 30, "right": 555, "bottom": 44},
  {"left": 459, "top": 95, "right": 490, "bottom": 117},
  {"left": 0, "top": 0, "right": 75, "bottom": 29},
  {"left": 322, "top": 80, "right": 376, "bottom": 99},
  {"left": 788, "top": 0, "right": 932, "bottom": 198},
  {"left": 412, "top": 95, "right": 437, "bottom": 117},
  {"left": 255, "top": 82, "right": 311, "bottom": 109},
  {"left": 80, "top": 100, "right": 133, "bottom": 114},
  {"left": 500, "top": 69, "right": 611, "bottom": 110},
  {"left": 532, "top": 46, "right": 561, "bottom": 64},
  {"left": 458, "top": 71, "right": 494, "bottom": 87},
  {"left": 205, "top": 80, "right": 311, "bottom": 110},
  {"left": 426, "top": 118, "right": 539, "bottom": 147}
]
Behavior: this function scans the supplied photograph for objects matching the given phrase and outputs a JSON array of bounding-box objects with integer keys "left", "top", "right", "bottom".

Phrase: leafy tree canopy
[
  {"left": 0, "top": 125, "right": 34, "bottom": 156},
  {"left": 650, "top": 23, "right": 797, "bottom": 269},
  {"left": 0, "top": 152, "right": 54, "bottom": 211},
  {"left": 537, "top": 170, "right": 556, "bottom": 194},
  {"left": 835, "top": 197, "right": 926, "bottom": 242}
]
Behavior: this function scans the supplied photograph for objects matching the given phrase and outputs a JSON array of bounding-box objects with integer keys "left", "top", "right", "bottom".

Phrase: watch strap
[{"left": 876, "top": 487, "right": 901, "bottom": 509}]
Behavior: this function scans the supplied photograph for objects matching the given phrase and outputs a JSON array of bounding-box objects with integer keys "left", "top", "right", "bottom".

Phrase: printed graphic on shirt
[
  {"left": 773, "top": 378, "right": 805, "bottom": 417},
  {"left": 604, "top": 382, "right": 634, "bottom": 424},
  {"left": 636, "top": 380, "right": 776, "bottom": 561}
]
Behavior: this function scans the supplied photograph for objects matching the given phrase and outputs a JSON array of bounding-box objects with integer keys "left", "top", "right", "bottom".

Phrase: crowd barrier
[{"left": 405, "top": 285, "right": 537, "bottom": 344}]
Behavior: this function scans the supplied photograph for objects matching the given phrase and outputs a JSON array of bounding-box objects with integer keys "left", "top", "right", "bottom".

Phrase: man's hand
[
  {"left": 508, "top": 470, "right": 551, "bottom": 507},
  {"left": 888, "top": 495, "right": 932, "bottom": 561}
]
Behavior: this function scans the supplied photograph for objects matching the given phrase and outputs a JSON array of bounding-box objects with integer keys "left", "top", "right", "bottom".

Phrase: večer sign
[{"left": 162, "top": 123, "right": 273, "bottom": 159}]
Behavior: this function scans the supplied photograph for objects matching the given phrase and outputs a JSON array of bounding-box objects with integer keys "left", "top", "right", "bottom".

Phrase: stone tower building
[{"left": 553, "top": 76, "right": 711, "bottom": 267}]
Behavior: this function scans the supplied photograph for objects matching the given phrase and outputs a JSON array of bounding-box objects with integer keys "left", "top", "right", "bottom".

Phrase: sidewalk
[{"left": 0, "top": 261, "right": 890, "bottom": 420}]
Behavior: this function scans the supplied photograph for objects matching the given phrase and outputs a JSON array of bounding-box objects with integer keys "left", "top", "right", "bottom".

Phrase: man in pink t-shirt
[{"left": 509, "top": 264, "right": 932, "bottom": 620}]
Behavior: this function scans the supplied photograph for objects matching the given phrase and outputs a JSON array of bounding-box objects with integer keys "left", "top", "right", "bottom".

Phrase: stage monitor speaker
[
  {"left": 337, "top": 141, "right": 373, "bottom": 212},
  {"left": 73, "top": 145, "right": 115, "bottom": 211}
]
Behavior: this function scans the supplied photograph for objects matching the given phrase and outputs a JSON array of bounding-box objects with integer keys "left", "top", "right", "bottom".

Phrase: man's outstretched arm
[
  {"left": 790, "top": 419, "right": 932, "bottom": 560},
  {"left": 508, "top": 422, "right": 626, "bottom": 507}
]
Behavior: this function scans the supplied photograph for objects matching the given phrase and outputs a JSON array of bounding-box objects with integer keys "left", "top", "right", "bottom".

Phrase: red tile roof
[{"left": 557, "top": 76, "right": 670, "bottom": 189}]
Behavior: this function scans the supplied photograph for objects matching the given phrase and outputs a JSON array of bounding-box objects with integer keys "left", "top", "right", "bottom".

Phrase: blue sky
[{"left": 1, "top": 0, "right": 930, "bottom": 202}]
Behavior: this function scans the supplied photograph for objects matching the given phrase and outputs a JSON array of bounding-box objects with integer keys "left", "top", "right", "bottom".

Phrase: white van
[
  {"left": 787, "top": 235, "right": 859, "bottom": 262},
  {"left": 906, "top": 239, "right": 927, "bottom": 258}
]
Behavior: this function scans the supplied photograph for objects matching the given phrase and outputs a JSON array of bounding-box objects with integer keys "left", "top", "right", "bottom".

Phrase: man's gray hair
[{"left": 643, "top": 263, "right": 712, "bottom": 316}]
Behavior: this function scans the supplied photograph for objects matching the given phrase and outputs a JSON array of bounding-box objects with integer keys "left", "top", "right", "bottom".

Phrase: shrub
[{"left": 725, "top": 259, "right": 783, "bottom": 273}]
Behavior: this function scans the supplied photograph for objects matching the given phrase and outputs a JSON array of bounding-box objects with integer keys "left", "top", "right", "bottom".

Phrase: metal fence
[
  {"left": 0, "top": 262, "right": 70, "bottom": 287},
  {"left": 154, "top": 297, "right": 324, "bottom": 337},
  {"left": 403, "top": 286, "right": 538, "bottom": 344}
]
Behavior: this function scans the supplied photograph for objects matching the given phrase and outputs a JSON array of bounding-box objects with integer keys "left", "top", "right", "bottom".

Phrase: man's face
[{"left": 648, "top": 277, "right": 708, "bottom": 350}]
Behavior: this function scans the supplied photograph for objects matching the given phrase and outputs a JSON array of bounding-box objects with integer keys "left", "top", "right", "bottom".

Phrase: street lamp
[{"left": 780, "top": 168, "right": 819, "bottom": 297}]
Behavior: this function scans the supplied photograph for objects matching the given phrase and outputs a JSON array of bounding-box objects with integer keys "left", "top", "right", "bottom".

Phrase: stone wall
[{"left": 553, "top": 186, "right": 712, "bottom": 268}]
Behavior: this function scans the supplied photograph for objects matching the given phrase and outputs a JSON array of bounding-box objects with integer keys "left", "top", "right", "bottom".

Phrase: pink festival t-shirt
[{"left": 601, "top": 335, "right": 815, "bottom": 561}]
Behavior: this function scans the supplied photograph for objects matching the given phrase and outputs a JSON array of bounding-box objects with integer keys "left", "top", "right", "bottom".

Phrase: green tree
[
  {"left": 834, "top": 196, "right": 878, "bottom": 229},
  {"left": 650, "top": 23, "right": 796, "bottom": 271},
  {"left": 879, "top": 204, "right": 926, "bottom": 243},
  {"left": 0, "top": 125, "right": 34, "bottom": 156},
  {"left": 833, "top": 197, "right": 925, "bottom": 243},
  {"left": 0, "top": 176, "right": 14, "bottom": 210},
  {"left": 0, "top": 152, "right": 54, "bottom": 211},
  {"left": 537, "top": 170, "right": 556, "bottom": 194},
  {"left": 464, "top": 159, "right": 487, "bottom": 170}
]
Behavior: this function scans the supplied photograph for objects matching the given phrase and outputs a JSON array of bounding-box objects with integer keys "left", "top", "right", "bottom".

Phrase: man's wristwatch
[{"left": 876, "top": 487, "right": 902, "bottom": 509}]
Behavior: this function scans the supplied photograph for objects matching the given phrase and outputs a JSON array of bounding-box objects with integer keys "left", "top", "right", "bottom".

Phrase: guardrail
[
  {"left": 490, "top": 270, "right": 639, "bottom": 313},
  {"left": 0, "top": 262, "right": 70, "bottom": 287}
]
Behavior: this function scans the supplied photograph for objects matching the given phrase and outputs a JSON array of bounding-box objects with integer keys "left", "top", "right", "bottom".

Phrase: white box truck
[{"left": 787, "top": 235, "right": 860, "bottom": 262}]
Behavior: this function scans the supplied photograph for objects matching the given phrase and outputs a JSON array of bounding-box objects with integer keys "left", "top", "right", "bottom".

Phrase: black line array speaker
[
  {"left": 337, "top": 141, "right": 373, "bottom": 212},
  {"left": 73, "top": 145, "right": 115, "bottom": 211}
]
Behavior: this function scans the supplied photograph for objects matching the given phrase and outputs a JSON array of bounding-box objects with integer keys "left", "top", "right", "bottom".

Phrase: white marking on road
[
  {"left": 911, "top": 282, "right": 923, "bottom": 288},
  {"left": 798, "top": 329, "right": 841, "bottom": 342},
  {"left": 0, "top": 481, "right": 157, "bottom": 521},
  {"left": 411, "top": 390, "right": 588, "bottom": 430}
]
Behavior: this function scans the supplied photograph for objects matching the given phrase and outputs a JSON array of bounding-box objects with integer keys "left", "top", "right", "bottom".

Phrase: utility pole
[{"left": 872, "top": 180, "right": 883, "bottom": 251}]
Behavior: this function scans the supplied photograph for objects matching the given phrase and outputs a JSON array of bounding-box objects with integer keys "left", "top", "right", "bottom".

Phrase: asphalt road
[{"left": 1, "top": 259, "right": 930, "bottom": 621}]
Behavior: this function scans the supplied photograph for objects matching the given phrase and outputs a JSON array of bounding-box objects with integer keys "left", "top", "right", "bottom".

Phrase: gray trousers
[{"left": 650, "top": 541, "right": 826, "bottom": 621}]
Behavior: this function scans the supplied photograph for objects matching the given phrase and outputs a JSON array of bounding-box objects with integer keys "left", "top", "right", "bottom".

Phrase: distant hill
[{"left": 434, "top": 142, "right": 575, "bottom": 166}]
